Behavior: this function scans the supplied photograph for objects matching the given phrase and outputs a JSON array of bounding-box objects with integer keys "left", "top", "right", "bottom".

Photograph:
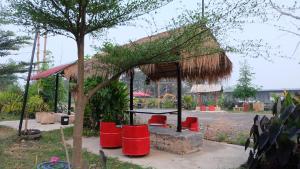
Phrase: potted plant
[
  {"left": 37, "top": 156, "right": 71, "bottom": 169},
  {"left": 207, "top": 100, "right": 216, "bottom": 111},
  {"left": 200, "top": 105, "right": 206, "bottom": 111}
]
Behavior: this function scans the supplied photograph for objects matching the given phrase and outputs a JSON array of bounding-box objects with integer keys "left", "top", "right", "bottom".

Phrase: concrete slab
[
  {"left": 0, "top": 120, "right": 73, "bottom": 131},
  {"left": 66, "top": 137, "right": 248, "bottom": 169}
]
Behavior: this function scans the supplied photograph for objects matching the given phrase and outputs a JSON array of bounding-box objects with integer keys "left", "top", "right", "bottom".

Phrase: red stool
[
  {"left": 182, "top": 117, "right": 200, "bottom": 132},
  {"left": 148, "top": 115, "right": 167, "bottom": 127},
  {"left": 100, "top": 122, "right": 122, "bottom": 148},
  {"left": 122, "top": 125, "right": 150, "bottom": 156}
]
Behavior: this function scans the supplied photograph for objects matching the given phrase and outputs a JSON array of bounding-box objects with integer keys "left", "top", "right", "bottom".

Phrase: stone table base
[{"left": 149, "top": 126, "right": 203, "bottom": 154}]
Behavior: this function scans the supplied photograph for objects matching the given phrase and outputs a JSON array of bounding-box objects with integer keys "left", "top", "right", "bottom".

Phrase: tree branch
[
  {"left": 49, "top": 0, "right": 75, "bottom": 33},
  {"left": 86, "top": 71, "right": 123, "bottom": 100},
  {"left": 278, "top": 28, "right": 300, "bottom": 37},
  {"left": 270, "top": 0, "right": 300, "bottom": 20}
]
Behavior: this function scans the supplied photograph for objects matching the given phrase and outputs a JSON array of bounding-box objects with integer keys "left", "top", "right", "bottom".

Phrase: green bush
[
  {"left": 145, "top": 98, "right": 158, "bottom": 108},
  {"left": 0, "top": 91, "right": 49, "bottom": 118},
  {"left": 84, "top": 76, "right": 129, "bottom": 131},
  {"left": 183, "top": 95, "right": 196, "bottom": 110},
  {"left": 216, "top": 132, "right": 229, "bottom": 142},
  {"left": 0, "top": 91, "right": 22, "bottom": 114},
  {"left": 245, "top": 92, "right": 300, "bottom": 169},
  {"left": 161, "top": 99, "right": 175, "bottom": 108},
  {"left": 27, "top": 95, "right": 49, "bottom": 117}
]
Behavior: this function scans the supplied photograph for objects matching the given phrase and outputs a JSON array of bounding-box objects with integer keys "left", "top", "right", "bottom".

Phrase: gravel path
[{"left": 135, "top": 110, "right": 271, "bottom": 140}]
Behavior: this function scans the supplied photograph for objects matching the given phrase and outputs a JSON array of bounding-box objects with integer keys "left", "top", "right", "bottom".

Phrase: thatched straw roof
[
  {"left": 62, "top": 26, "right": 232, "bottom": 83},
  {"left": 136, "top": 29, "right": 232, "bottom": 83}
]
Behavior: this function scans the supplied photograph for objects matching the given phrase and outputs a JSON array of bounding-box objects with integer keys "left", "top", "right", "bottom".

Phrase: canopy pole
[
  {"left": 54, "top": 73, "right": 59, "bottom": 113},
  {"left": 176, "top": 63, "right": 182, "bottom": 132},
  {"left": 129, "top": 70, "right": 134, "bottom": 125},
  {"left": 18, "top": 30, "right": 39, "bottom": 135},
  {"left": 202, "top": 0, "right": 204, "bottom": 17},
  {"left": 67, "top": 79, "right": 72, "bottom": 115}
]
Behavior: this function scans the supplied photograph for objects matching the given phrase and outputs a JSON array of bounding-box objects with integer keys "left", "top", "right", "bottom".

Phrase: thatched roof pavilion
[
  {"left": 30, "top": 26, "right": 232, "bottom": 132},
  {"left": 134, "top": 30, "right": 232, "bottom": 83},
  {"left": 59, "top": 27, "right": 232, "bottom": 84}
]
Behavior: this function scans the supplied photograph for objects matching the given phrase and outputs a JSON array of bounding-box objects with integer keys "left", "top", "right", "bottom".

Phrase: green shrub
[
  {"left": 0, "top": 92, "right": 22, "bottom": 114},
  {"left": 27, "top": 95, "right": 49, "bottom": 117},
  {"left": 226, "top": 133, "right": 248, "bottom": 146},
  {"left": 84, "top": 76, "right": 129, "bottom": 131},
  {"left": 161, "top": 99, "right": 175, "bottom": 108},
  {"left": 0, "top": 92, "right": 49, "bottom": 118},
  {"left": 183, "top": 95, "right": 194, "bottom": 110},
  {"left": 217, "top": 94, "right": 225, "bottom": 108},
  {"left": 216, "top": 132, "right": 229, "bottom": 142},
  {"left": 145, "top": 98, "right": 157, "bottom": 108},
  {"left": 245, "top": 92, "right": 300, "bottom": 169}
]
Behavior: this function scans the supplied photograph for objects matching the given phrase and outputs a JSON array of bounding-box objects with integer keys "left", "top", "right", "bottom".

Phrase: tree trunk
[{"left": 72, "top": 36, "right": 87, "bottom": 169}]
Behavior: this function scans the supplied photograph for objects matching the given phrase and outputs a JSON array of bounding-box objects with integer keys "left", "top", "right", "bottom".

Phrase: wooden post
[
  {"left": 176, "top": 63, "right": 182, "bottom": 132},
  {"left": 18, "top": 31, "right": 39, "bottom": 135},
  {"left": 43, "top": 32, "right": 47, "bottom": 62},
  {"left": 54, "top": 73, "right": 59, "bottom": 113},
  {"left": 129, "top": 70, "right": 134, "bottom": 125}
]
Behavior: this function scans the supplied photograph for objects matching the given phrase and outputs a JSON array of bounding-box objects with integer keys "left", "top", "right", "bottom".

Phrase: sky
[{"left": 1, "top": 0, "right": 300, "bottom": 90}]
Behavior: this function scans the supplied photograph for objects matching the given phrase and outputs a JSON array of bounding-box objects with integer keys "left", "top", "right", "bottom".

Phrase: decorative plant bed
[
  {"left": 200, "top": 105, "right": 206, "bottom": 111},
  {"left": 20, "top": 129, "right": 42, "bottom": 140},
  {"left": 36, "top": 112, "right": 56, "bottom": 124},
  {"left": 37, "top": 161, "right": 71, "bottom": 169},
  {"left": 208, "top": 105, "right": 216, "bottom": 111}
]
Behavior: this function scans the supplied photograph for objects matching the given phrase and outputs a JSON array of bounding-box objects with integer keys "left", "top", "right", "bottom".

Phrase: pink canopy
[
  {"left": 31, "top": 63, "right": 75, "bottom": 80},
  {"left": 133, "top": 91, "right": 151, "bottom": 97}
]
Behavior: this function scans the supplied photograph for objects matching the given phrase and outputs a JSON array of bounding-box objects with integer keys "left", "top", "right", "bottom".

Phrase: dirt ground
[{"left": 135, "top": 110, "right": 271, "bottom": 142}]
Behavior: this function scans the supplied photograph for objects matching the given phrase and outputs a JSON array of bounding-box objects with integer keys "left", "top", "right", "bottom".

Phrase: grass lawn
[{"left": 0, "top": 125, "right": 147, "bottom": 169}]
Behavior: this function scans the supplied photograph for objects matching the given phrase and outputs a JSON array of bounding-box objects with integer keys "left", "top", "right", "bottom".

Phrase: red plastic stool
[
  {"left": 148, "top": 115, "right": 167, "bottom": 127},
  {"left": 181, "top": 117, "right": 200, "bottom": 132},
  {"left": 100, "top": 122, "right": 122, "bottom": 148},
  {"left": 122, "top": 125, "right": 150, "bottom": 156}
]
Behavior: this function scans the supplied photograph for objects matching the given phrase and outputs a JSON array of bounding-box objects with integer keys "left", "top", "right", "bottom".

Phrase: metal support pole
[
  {"left": 67, "top": 80, "right": 72, "bottom": 115},
  {"left": 18, "top": 31, "right": 39, "bottom": 135},
  {"left": 54, "top": 73, "right": 59, "bottom": 113},
  {"left": 129, "top": 70, "right": 134, "bottom": 125},
  {"left": 202, "top": 0, "right": 205, "bottom": 17},
  {"left": 176, "top": 63, "right": 182, "bottom": 132}
]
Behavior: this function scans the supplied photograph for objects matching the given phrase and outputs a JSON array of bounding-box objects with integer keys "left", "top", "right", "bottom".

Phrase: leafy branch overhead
[
  {"left": 0, "top": 59, "right": 29, "bottom": 76},
  {"left": 6, "top": 0, "right": 173, "bottom": 38}
]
